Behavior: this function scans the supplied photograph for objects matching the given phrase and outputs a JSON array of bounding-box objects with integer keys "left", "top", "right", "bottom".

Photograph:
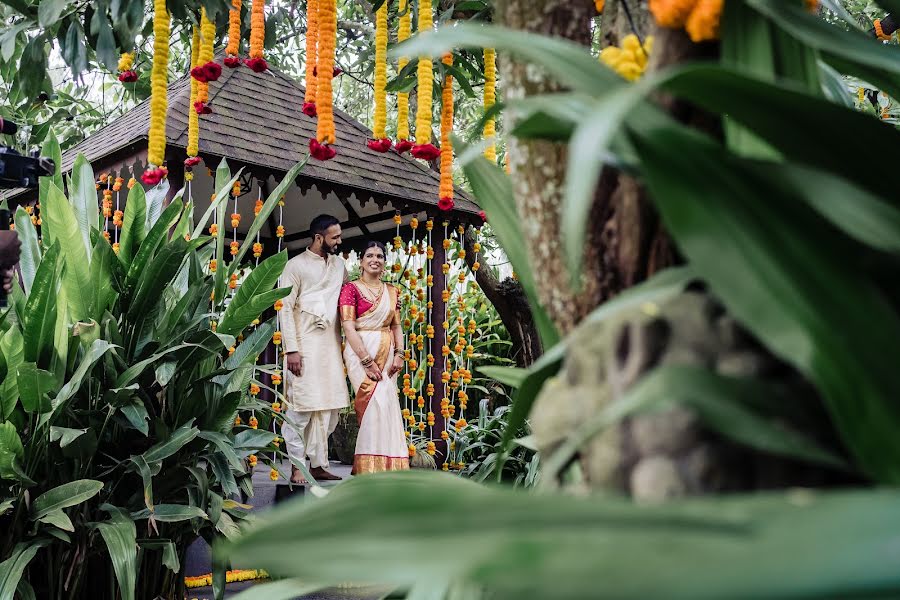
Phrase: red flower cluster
[
  {"left": 312, "top": 66, "right": 343, "bottom": 78},
  {"left": 478, "top": 210, "right": 487, "bottom": 222},
  {"left": 194, "top": 101, "right": 212, "bottom": 115},
  {"left": 184, "top": 156, "right": 202, "bottom": 167},
  {"left": 224, "top": 56, "right": 241, "bottom": 68},
  {"left": 141, "top": 167, "right": 168, "bottom": 185},
  {"left": 191, "top": 61, "right": 223, "bottom": 83},
  {"left": 366, "top": 138, "right": 392, "bottom": 153},
  {"left": 309, "top": 138, "right": 337, "bottom": 161},
  {"left": 302, "top": 102, "right": 317, "bottom": 117},
  {"left": 438, "top": 197, "right": 455, "bottom": 212},
  {"left": 394, "top": 139, "right": 414, "bottom": 154},
  {"left": 118, "top": 70, "right": 138, "bottom": 83},
  {"left": 244, "top": 57, "right": 268, "bottom": 73},
  {"left": 411, "top": 143, "right": 441, "bottom": 161}
]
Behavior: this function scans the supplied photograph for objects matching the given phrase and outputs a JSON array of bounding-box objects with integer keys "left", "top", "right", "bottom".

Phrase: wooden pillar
[{"left": 428, "top": 220, "right": 449, "bottom": 464}]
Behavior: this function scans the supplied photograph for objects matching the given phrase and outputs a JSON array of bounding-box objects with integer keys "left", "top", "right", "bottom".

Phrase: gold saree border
[{"left": 353, "top": 454, "right": 410, "bottom": 475}]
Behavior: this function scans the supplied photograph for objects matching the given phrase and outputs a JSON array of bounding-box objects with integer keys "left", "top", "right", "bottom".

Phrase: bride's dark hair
[{"left": 363, "top": 240, "right": 387, "bottom": 258}]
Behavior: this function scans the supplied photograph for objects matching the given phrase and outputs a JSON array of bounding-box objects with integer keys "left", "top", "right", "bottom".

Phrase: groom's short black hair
[{"left": 310, "top": 214, "right": 340, "bottom": 237}]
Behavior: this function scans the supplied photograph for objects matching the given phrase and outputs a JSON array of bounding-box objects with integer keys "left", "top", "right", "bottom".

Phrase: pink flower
[
  {"left": 184, "top": 156, "right": 202, "bottom": 167},
  {"left": 367, "top": 138, "right": 392, "bottom": 152},
  {"left": 224, "top": 56, "right": 241, "bottom": 68},
  {"left": 411, "top": 143, "right": 441, "bottom": 161},
  {"left": 201, "top": 61, "right": 222, "bottom": 81},
  {"left": 302, "top": 102, "right": 317, "bottom": 117},
  {"left": 438, "top": 197, "right": 454, "bottom": 212},
  {"left": 394, "top": 139, "right": 414, "bottom": 154},
  {"left": 194, "top": 101, "right": 212, "bottom": 115},
  {"left": 118, "top": 70, "right": 138, "bottom": 83},
  {"left": 244, "top": 57, "right": 268, "bottom": 73},
  {"left": 141, "top": 167, "right": 168, "bottom": 185},
  {"left": 309, "top": 138, "right": 337, "bottom": 161}
]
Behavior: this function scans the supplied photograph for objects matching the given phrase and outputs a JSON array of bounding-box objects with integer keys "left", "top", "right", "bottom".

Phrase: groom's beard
[{"left": 324, "top": 241, "right": 340, "bottom": 255}]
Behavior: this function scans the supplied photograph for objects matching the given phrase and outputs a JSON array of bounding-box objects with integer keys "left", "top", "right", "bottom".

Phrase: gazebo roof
[{"left": 7, "top": 59, "right": 479, "bottom": 219}]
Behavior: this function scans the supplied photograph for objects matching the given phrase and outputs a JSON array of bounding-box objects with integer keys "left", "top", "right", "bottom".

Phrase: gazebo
[{"left": 7, "top": 60, "right": 484, "bottom": 462}]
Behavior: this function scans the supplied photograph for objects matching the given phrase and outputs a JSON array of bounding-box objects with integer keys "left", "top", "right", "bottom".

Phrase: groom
[{"left": 279, "top": 214, "right": 350, "bottom": 483}]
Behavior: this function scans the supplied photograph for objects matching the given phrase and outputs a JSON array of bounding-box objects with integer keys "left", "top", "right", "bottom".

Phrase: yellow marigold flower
[
  {"left": 127, "top": 177, "right": 137, "bottom": 189},
  {"left": 274, "top": 299, "right": 283, "bottom": 311},
  {"left": 441, "top": 371, "right": 450, "bottom": 383},
  {"left": 410, "top": 217, "right": 419, "bottom": 229},
  {"left": 408, "top": 359, "right": 418, "bottom": 371},
  {"left": 276, "top": 225, "right": 285, "bottom": 237},
  {"left": 209, "top": 259, "right": 217, "bottom": 272},
  {"left": 269, "top": 468, "right": 279, "bottom": 481},
  {"left": 249, "top": 416, "right": 258, "bottom": 429},
  {"left": 272, "top": 401, "right": 281, "bottom": 412},
  {"left": 426, "top": 383, "right": 435, "bottom": 395},
  {"left": 252, "top": 318, "right": 260, "bottom": 325},
  {"left": 209, "top": 223, "right": 218, "bottom": 236},
  {"left": 230, "top": 241, "right": 239, "bottom": 256},
  {"left": 426, "top": 441, "right": 436, "bottom": 455},
  {"left": 417, "top": 421, "right": 426, "bottom": 432},
  {"left": 112, "top": 242, "right": 121, "bottom": 254},
  {"left": 234, "top": 416, "right": 242, "bottom": 426},
  {"left": 250, "top": 383, "right": 261, "bottom": 396},
  {"left": 271, "top": 373, "right": 282, "bottom": 385},
  {"left": 426, "top": 354, "right": 434, "bottom": 367},
  {"left": 272, "top": 331, "right": 282, "bottom": 345},
  {"left": 248, "top": 454, "right": 258, "bottom": 467},
  {"left": 231, "top": 213, "right": 242, "bottom": 228},
  {"left": 253, "top": 242, "right": 264, "bottom": 257},
  {"left": 442, "top": 462, "right": 449, "bottom": 471},
  {"left": 442, "top": 238, "right": 451, "bottom": 250},
  {"left": 441, "top": 289, "right": 450, "bottom": 302},
  {"left": 408, "top": 444, "right": 417, "bottom": 457},
  {"left": 417, "top": 396, "right": 425, "bottom": 408},
  {"left": 393, "top": 213, "right": 402, "bottom": 225}
]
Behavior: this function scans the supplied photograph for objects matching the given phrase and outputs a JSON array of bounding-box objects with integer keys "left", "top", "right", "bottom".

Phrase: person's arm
[
  {"left": 280, "top": 261, "right": 303, "bottom": 376},
  {"left": 387, "top": 286, "right": 404, "bottom": 377},
  {"left": 340, "top": 284, "right": 382, "bottom": 381},
  {"left": 0, "top": 230, "right": 21, "bottom": 294}
]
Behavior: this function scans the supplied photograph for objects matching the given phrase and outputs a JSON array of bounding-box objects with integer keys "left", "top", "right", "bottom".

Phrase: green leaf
[
  {"left": 132, "top": 504, "right": 208, "bottom": 522},
  {"left": 476, "top": 366, "right": 528, "bottom": 389},
  {"left": 233, "top": 429, "right": 276, "bottom": 450},
  {"left": 118, "top": 182, "right": 147, "bottom": 265},
  {"left": 52, "top": 340, "right": 115, "bottom": 417},
  {"left": 38, "top": 509, "right": 74, "bottom": 532},
  {"left": 0, "top": 500, "right": 14, "bottom": 517},
  {"left": 130, "top": 454, "right": 155, "bottom": 510},
  {"left": 40, "top": 132, "right": 63, "bottom": 200},
  {"left": 224, "top": 319, "right": 276, "bottom": 369},
  {"left": 140, "top": 420, "right": 199, "bottom": 463},
  {"left": 0, "top": 540, "right": 50, "bottom": 600},
  {"left": 16, "top": 362, "right": 53, "bottom": 413},
  {"left": 0, "top": 421, "right": 24, "bottom": 480},
  {"left": 190, "top": 169, "right": 243, "bottom": 240},
  {"left": 209, "top": 452, "right": 239, "bottom": 497},
  {"left": 49, "top": 426, "right": 88, "bottom": 448},
  {"left": 96, "top": 505, "right": 137, "bottom": 600},
  {"left": 137, "top": 539, "right": 180, "bottom": 573},
  {"left": 13, "top": 207, "right": 41, "bottom": 295},
  {"left": 145, "top": 179, "right": 169, "bottom": 230},
  {"left": 199, "top": 431, "right": 245, "bottom": 472},
  {"left": 125, "top": 199, "right": 183, "bottom": 288},
  {"left": 543, "top": 366, "right": 847, "bottom": 480},
  {"left": 126, "top": 236, "right": 190, "bottom": 323},
  {"left": 70, "top": 153, "right": 98, "bottom": 257},
  {"left": 0, "top": 328, "right": 24, "bottom": 420},
  {"left": 221, "top": 473, "right": 900, "bottom": 599},
  {"left": 31, "top": 479, "right": 104, "bottom": 520},
  {"left": 44, "top": 182, "right": 92, "bottom": 321},
  {"left": 633, "top": 124, "right": 900, "bottom": 483},
  {"left": 217, "top": 252, "right": 289, "bottom": 336},
  {"left": 22, "top": 242, "right": 61, "bottom": 368},
  {"left": 90, "top": 232, "right": 117, "bottom": 315},
  {"left": 38, "top": 0, "right": 67, "bottom": 27},
  {"left": 120, "top": 400, "right": 149, "bottom": 436}
]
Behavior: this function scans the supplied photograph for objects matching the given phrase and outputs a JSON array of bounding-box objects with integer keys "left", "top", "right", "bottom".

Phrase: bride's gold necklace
[{"left": 358, "top": 278, "right": 384, "bottom": 303}]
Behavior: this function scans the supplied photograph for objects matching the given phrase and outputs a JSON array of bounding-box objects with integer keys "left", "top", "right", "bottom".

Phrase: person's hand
[
  {"left": 2, "top": 268, "right": 13, "bottom": 294},
  {"left": 387, "top": 354, "right": 404, "bottom": 377},
  {"left": 365, "top": 363, "right": 382, "bottom": 381},
  {"left": 0, "top": 231, "right": 20, "bottom": 265},
  {"left": 286, "top": 352, "right": 303, "bottom": 377}
]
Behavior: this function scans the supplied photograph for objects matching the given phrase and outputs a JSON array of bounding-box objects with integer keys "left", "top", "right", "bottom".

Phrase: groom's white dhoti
[{"left": 279, "top": 249, "right": 349, "bottom": 469}]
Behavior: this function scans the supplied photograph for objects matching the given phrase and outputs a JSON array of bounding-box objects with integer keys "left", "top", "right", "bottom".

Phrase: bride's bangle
[
  {"left": 360, "top": 355, "right": 374, "bottom": 366},
  {"left": 394, "top": 348, "right": 404, "bottom": 357}
]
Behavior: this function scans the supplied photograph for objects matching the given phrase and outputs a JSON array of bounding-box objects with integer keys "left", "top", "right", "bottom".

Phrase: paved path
[{"left": 184, "top": 460, "right": 382, "bottom": 599}]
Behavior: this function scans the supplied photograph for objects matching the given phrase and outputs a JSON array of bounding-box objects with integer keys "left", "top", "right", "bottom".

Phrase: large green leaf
[
  {"left": 90, "top": 231, "right": 117, "bottom": 315},
  {"left": 217, "top": 252, "right": 289, "bottom": 336},
  {"left": 38, "top": 509, "right": 74, "bottom": 532},
  {"left": 126, "top": 235, "right": 189, "bottom": 323},
  {"left": 118, "top": 182, "right": 147, "bottom": 265},
  {"left": 232, "top": 429, "right": 277, "bottom": 450},
  {"left": 69, "top": 153, "right": 98, "bottom": 257},
  {"left": 221, "top": 472, "right": 900, "bottom": 599},
  {"left": 31, "top": 479, "right": 104, "bottom": 520},
  {"left": 13, "top": 207, "right": 40, "bottom": 295},
  {"left": 199, "top": 431, "right": 245, "bottom": 472},
  {"left": 145, "top": 179, "right": 169, "bottom": 230},
  {"left": 131, "top": 504, "right": 208, "bottom": 522},
  {"left": 40, "top": 132, "right": 63, "bottom": 199},
  {"left": 190, "top": 168, "right": 242, "bottom": 240},
  {"left": 633, "top": 124, "right": 900, "bottom": 483},
  {"left": 0, "top": 327, "right": 24, "bottom": 419},
  {"left": 0, "top": 421, "right": 24, "bottom": 480},
  {"left": 22, "top": 242, "right": 61, "bottom": 368},
  {"left": 542, "top": 366, "right": 847, "bottom": 480},
  {"left": 49, "top": 426, "right": 88, "bottom": 448},
  {"left": 16, "top": 362, "right": 53, "bottom": 413},
  {"left": 96, "top": 505, "right": 137, "bottom": 600},
  {"left": 125, "top": 199, "right": 183, "bottom": 288},
  {"left": 0, "top": 540, "right": 50, "bottom": 600},
  {"left": 224, "top": 319, "right": 276, "bottom": 369},
  {"left": 51, "top": 339, "right": 115, "bottom": 418},
  {"left": 139, "top": 420, "right": 199, "bottom": 463},
  {"left": 43, "top": 182, "right": 92, "bottom": 321}
]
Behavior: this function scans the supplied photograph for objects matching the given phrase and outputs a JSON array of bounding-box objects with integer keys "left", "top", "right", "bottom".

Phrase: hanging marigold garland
[
  {"left": 310, "top": 0, "right": 337, "bottom": 160},
  {"left": 650, "top": 0, "right": 817, "bottom": 42},
  {"left": 367, "top": 1, "right": 392, "bottom": 152},
  {"left": 438, "top": 53, "right": 454, "bottom": 212},
  {"left": 192, "top": 9, "right": 220, "bottom": 115},
  {"left": 225, "top": 0, "right": 243, "bottom": 67},
  {"left": 143, "top": 0, "right": 170, "bottom": 185},
  {"left": 185, "top": 26, "right": 201, "bottom": 170},
  {"left": 395, "top": 0, "right": 413, "bottom": 153},
  {"left": 117, "top": 51, "right": 137, "bottom": 82},
  {"left": 412, "top": 0, "right": 440, "bottom": 161},
  {"left": 245, "top": 0, "right": 268, "bottom": 72},
  {"left": 482, "top": 48, "right": 496, "bottom": 163},
  {"left": 303, "top": 0, "right": 319, "bottom": 116}
]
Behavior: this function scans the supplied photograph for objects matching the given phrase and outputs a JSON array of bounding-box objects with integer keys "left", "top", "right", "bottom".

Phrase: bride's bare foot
[
  {"left": 309, "top": 466, "right": 342, "bottom": 481},
  {"left": 290, "top": 465, "right": 307, "bottom": 484}
]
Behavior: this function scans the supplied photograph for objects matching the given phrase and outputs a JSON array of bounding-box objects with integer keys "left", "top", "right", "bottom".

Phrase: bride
[{"left": 338, "top": 241, "right": 410, "bottom": 475}]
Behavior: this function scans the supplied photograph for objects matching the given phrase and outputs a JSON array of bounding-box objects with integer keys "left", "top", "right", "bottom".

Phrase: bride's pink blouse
[{"left": 339, "top": 282, "right": 401, "bottom": 321}]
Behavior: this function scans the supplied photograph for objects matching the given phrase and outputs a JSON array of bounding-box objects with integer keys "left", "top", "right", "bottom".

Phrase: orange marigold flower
[
  {"left": 649, "top": 0, "right": 697, "bottom": 28},
  {"left": 684, "top": 0, "right": 722, "bottom": 42},
  {"left": 209, "top": 259, "right": 217, "bottom": 272},
  {"left": 271, "top": 373, "right": 282, "bottom": 385},
  {"left": 230, "top": 241, "right": 239, "bottom": 255},
  {"left": 209, "top": 223, "right": 218, "bottom": 236},
  {"left": 276, "top": 225, "right": 285, "bottom": 237},
  {"left": 442, "top": 238, "right": 451, "bottom": 250},
  {"left": 235, "top": 416, "right": 242, "bottom": 426},
  {"left": 274, "top": 299, "right": 283, "bottom": 311},
  {"left": 249, "top": 416, "right": 258, "bottom": 429},
  {"left": 248, "top": 454, "right": 258, "bottom": 467},
  {"left": 127, "top": 177, "right": 137, "bottom": 189},
  {"left": 112, "top": 242, "right": 121, "bottom": 254},
  {"left": 253, "top": 242, "right": 263, "bottom": 257},
  {"left": 269, "top": 468, "right": 279, "bottom": 481},
  {"left": 254, "top": 199, "right": 264, "bottom": 215},
  {"left": 408, "top": 444, "right": 416, "bottom": 457},
  {"left": 272, "top": 401, "right": 281, "bottom": 413},
  {"left": 272, "top": 331, "right": 282, "bottom": 345},
  {"left": 249, "top": 383, "right": 261, "bottom": 395},
  {"left": 393, "top": 213, "right": 402, "bottom": 225}
]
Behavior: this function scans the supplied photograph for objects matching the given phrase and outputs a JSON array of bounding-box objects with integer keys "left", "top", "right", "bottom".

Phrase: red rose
[
  {"left": 141, "top": 167, "right": 168, "bottom": 185},
  {"left": 224, "top": 56, "right": 241, "bottom": 68},
  {"left": 394, "top": 139, "right": 414, "bottom": 154},
  {"left": 367, "top": 138, "right": 392, "bottom": 153},
  {"left": 118, "top": 70, "right": 138, "bottom": 83},
  {"left": 201, "top": 61, "right": 222, "bottom": 81},
  {"left": 438, "top": 197, "right": 455, "bottom": 212},
  {"left": 478, "top": 210, "right": 487, "bottom": 222},
  {"left": 190, "top": 66, "right": 209, "bottom": 83},
  {"left": 333, "top": 67, "right": 343, "bottom": 77},
  {"left": 302, "top": 102, "right": 317, "bottom": 117},
  {"left": 184, "top": 156, "right": 202, "bottom": 167},
  {"left": 309, "top": 138, "right": 337, "bottom": 161},
  {"left": 194, "top": 101, "right": 213, "bottom": 115},
  {"left": 244, "top": 57, "right": 268, "bottom": 73},
  {"left": 411, "top": 143, "right": 441, "bottom": 161}
]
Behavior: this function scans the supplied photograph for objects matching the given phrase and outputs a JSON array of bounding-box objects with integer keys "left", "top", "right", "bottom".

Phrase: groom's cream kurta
[{"left": 279, "top": 249, "right": 349, "bottom": 468}]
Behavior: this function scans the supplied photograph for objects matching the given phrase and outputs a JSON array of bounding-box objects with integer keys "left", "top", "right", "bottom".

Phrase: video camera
[{"left": 0, "top": 118, "right": 56, "bottom": 190}]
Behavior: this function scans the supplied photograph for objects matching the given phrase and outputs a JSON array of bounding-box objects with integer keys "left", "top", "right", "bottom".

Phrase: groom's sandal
[{"left": 310, "top": 466, "right": 342, "bottom": 481}]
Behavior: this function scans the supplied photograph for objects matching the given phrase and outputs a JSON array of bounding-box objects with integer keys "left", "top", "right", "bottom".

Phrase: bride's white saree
[{"left": 340, "top": 282, "right": 410, "bottom": 475}]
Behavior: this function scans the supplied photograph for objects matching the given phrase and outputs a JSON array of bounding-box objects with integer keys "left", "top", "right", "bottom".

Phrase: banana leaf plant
[{"left": 0, "top": 147, "right": 306, "bottom": 600}]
